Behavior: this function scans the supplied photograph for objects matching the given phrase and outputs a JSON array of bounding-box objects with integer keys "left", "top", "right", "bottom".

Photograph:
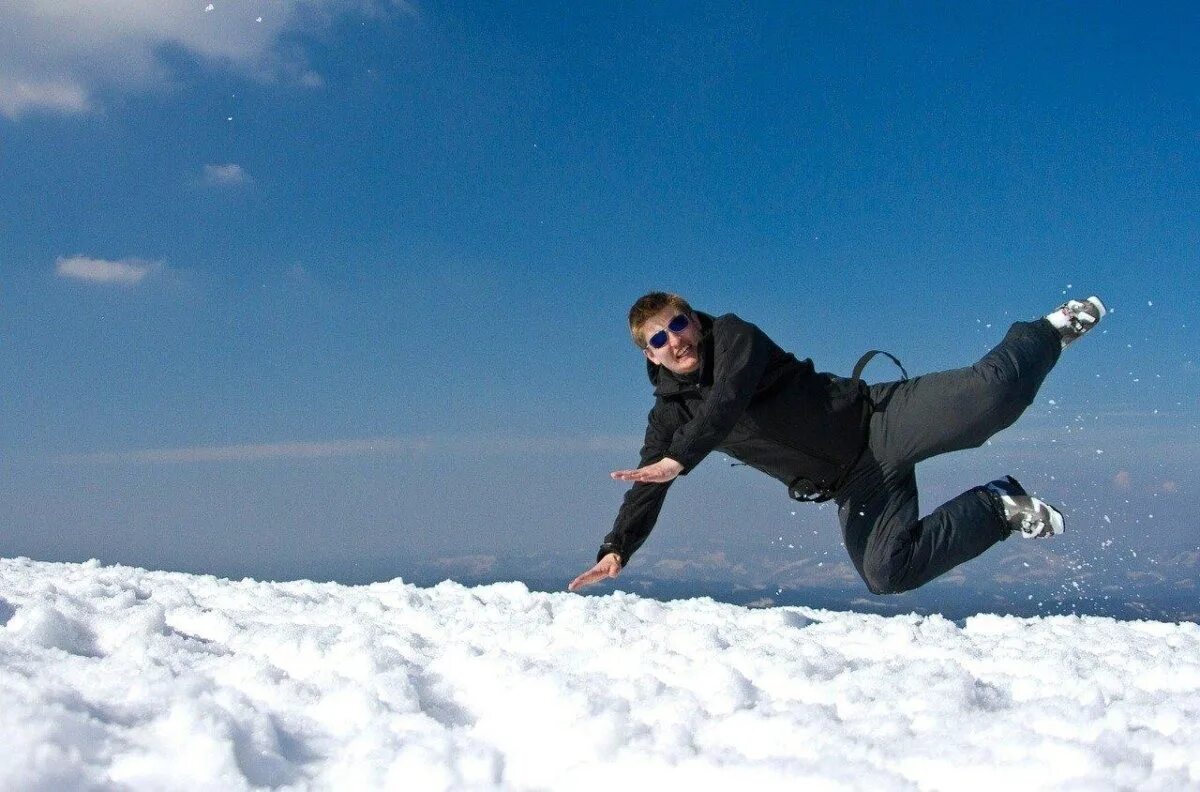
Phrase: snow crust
[{"left": 2, "top": 558, "right": 1199, "bottom": 791}]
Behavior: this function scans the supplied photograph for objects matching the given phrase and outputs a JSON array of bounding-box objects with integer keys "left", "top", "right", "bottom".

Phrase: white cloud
[
  {"left": 203, "top": 163, "right": 251, "bottom": 186},
  {"left": 0, "top": 1, "right": 417, "bottom": 119},
  {"left": 55, "top": 256, "right": 160, "bottom": 286},
  {"left": 0, "top": 76, "right": 90, "bottom": 118},
  {"left": 57, "top": 437, "right": 431, "bottom": 465},
  {"left": 431, "top": 555, "right": 499, "bottom": 577},
  {"left": 53, "top": 434, "right": 641, "bottom": 465},
  {"left": 299, "top": 70, "right": 326, "bottom": 89}
]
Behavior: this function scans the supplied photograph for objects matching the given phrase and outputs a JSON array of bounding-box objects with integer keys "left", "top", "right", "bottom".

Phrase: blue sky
[{"left": 2, "top": 1, "right": 1197, "bottom": 618}]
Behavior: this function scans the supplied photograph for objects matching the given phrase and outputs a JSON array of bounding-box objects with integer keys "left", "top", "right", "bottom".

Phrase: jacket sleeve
[
  {"left": 597, "top": 399, "right": 684, "bottom": 565},
  {"left": 666, "top": 315, "right": 771, "bottom": 472}
]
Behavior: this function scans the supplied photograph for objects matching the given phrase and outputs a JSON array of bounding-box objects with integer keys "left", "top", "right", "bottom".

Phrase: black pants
[{"left": 835, "top": 319, "right": 1062, "bottom": 595}]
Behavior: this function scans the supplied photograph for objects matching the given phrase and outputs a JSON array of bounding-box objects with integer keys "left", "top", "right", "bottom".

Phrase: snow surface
[{"left": 2, "top": 558, "right": 1199, "bottom": 791}]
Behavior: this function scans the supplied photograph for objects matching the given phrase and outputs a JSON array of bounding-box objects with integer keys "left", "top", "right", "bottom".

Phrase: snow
[{"left": 2, "top": 558, "right": 1199, "bottom": 790}]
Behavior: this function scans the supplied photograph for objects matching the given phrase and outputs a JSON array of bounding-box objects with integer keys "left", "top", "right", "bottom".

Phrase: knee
[
  {"left": 972, "top": 359, "right": 1039, "bottom": 419},
  {"left": 861, "top": 557, "right": 914, "bottom": 596},
  {"left": 979, "top": 358, "right": 1036, "bottom": 399},
  {"left": 976, "top": 332, "right": 1049, "bottom": 407}
]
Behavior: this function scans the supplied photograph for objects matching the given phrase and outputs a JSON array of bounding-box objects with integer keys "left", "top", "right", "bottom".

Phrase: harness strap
[{"left": 851, "top": 349, "right": 909, "bottom": 383}]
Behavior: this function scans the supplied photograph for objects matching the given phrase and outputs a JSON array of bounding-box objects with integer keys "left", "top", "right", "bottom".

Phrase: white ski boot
[
  {"left": 1046, "top": 296, "right": 1107, "bottom": 349},
  {"left": 987, "top": 476, "right": 1065, "bottom": 539}
]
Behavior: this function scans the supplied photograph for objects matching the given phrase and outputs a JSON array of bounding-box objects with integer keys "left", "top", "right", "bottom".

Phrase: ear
[{"left": 642, "top": 347, "right": 657, "bottom": 364}]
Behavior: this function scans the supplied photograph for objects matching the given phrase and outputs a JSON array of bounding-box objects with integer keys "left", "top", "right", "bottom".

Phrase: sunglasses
[{"left": 646, "top": 314, "right": 690, "bottom": 349}]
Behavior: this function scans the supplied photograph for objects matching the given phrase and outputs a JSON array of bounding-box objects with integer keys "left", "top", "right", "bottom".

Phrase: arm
[
  {"left": 599, "top": 400, "right": 682, "bottom": 563},
  {"left": 666, "top": 315, "right": 771, "bottom": 471},
  {"left": 568, "top": 400, "right": 684, "bottom": 591}
]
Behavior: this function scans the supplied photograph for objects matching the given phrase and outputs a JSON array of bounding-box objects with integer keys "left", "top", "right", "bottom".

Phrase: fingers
[
  {"left": 610, "top": 468, "right": 670, "bottom": 483},
  {"left": 568, "top": 570, "right": 601, "bottom": 592},
  {"left": 610, "top": 458, "right": 682, "bottom": 484},
  {"left": 568, "top": 560, "right": 621, "bottom": 592},
  {"left": 568, "top": 567, "right": 600, "bottom": 591}
]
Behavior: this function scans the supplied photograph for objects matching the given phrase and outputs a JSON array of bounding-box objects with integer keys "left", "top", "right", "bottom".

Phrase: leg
[
  {"left": 836, "top": 320, "right": 1058, "bottom": 593},
  {"left": 837, "top": 452, "right": 1008, "bottom": 595},
  {"left": 867, "top": 319, "right": 1061, "bottom": 470},
  {"left": 836, "top": 312, "right": 1098, "bottom": 595}
]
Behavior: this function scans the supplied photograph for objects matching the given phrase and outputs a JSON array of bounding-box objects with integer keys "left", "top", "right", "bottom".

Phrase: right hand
[
  {"left": 610, "top": 456, "right": 683, "bottom": 484},
  {"left": 568, "top": 552, "right": 622, "bottom": 592}
]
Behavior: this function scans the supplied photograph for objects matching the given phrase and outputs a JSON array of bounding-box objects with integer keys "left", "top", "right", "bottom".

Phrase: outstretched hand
[
  {"left": 610, "top": 457, "right": 684, "bottom": 484},
  {"left": 571, "top": 458, "right": 680, "bottom": 592},
  {"left": 568, "top": 553, "right": 622, "bottom": 592}
]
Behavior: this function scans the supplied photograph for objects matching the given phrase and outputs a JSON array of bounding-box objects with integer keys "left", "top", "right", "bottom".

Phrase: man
[{"left": 568, "top": 291, "right": 1106, "bottom": 595}]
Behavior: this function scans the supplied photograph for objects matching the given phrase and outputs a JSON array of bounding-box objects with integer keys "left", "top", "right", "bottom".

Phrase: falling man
[{"left": 569, "top": 291, "right": 1106, "bottom": 595}]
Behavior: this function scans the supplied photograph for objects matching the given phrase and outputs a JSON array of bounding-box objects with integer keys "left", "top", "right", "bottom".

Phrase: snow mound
[{"left": 2, "top": 557, "right": 1199, "bottom": 790}]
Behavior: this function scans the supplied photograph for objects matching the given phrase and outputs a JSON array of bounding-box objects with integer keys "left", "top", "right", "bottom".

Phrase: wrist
[{"left": 598, "top": 544, "right": 623, "bottom": 565}]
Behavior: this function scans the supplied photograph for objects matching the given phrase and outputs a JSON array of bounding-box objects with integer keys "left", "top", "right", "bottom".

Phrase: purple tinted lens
[{"left": 647, "top": 314, "right": 688, "bottom": 349}]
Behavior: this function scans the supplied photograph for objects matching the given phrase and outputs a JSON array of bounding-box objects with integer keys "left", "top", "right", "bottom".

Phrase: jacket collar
[{"left": 647, "top": 311, "right": 714, "bottom": 397}]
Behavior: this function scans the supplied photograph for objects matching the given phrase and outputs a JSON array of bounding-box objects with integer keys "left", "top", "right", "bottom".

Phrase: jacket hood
[{"left": 646, "top": 311, "right": 715, "bottom": 396}]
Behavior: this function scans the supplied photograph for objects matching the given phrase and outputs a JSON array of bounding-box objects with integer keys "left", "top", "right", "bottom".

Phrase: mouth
[{"left": 674, "top": 345, "right": 694, "bottom": 361}]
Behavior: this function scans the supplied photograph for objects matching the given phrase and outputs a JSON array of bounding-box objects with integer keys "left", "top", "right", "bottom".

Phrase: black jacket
[{"left": 598, "top": 312, "right": 871, "bottom": 564}]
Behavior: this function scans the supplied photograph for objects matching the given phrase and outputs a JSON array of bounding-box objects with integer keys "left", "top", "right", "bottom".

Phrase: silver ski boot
[
  {"left": 1046, "top": 296, "right": 1107, "bottom": 349},
  {"left": 986, "top": 476, "right": 1065, "bottom": 539}
]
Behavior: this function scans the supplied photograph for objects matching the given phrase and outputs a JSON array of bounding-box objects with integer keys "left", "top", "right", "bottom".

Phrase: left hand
[
  {"left": 610, "top": 457, "right": 684, "bottom": 484},
  {"left": 568, "top": 553, "right": 623, "bottom": 592}
]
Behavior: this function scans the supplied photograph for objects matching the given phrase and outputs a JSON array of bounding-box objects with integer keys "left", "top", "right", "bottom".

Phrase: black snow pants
[{"left": 835, "top": 319, "right": 1062, "bottom": 595}]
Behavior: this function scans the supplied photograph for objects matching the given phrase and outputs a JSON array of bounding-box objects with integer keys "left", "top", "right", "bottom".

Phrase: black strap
[{"left": 851, "top": 349, "right": 909, "bottom": 383}]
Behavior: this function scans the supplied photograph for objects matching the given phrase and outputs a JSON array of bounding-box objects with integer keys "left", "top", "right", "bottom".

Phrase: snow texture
[{"left": 2, "top": 557, "right": 1199, "bottom": 790}]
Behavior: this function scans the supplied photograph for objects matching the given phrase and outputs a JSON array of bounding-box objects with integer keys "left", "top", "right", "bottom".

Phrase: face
[{"left": 640, "top": 308, "right": 702, "bottom": 375}]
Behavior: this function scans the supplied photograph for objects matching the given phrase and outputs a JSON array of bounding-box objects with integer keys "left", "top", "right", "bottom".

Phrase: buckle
[{"left": 788, "top": 477, "right": 832, "bottom": 503}]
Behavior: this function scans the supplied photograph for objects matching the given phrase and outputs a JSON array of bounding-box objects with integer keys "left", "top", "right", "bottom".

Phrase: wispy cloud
[
  {"left": 849, "top": 597, "right": 904, "bottom": 612},
  {"left": 286, "top": 264, "right": 310, "bottom": 281},
  {"left": 56, "top": 437, "right": 432, "bottom": 465},
  {"left": 431, "top": 555, "right": 499, "bottom": 577},
  {"left": 0, "top": 76, "right": 89, "bottom": 118},
  {"left": 53, "top": 434, "right": 640, "bottom": 465},
  {"left": 0, "top": 1, "right": 417, "bottom": 119},
  {"left": 203, "top": 163, "right": 251, "bottom": 186},
  {"left": 55, "top": 256, "right": 160, "bottom": 286}
]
